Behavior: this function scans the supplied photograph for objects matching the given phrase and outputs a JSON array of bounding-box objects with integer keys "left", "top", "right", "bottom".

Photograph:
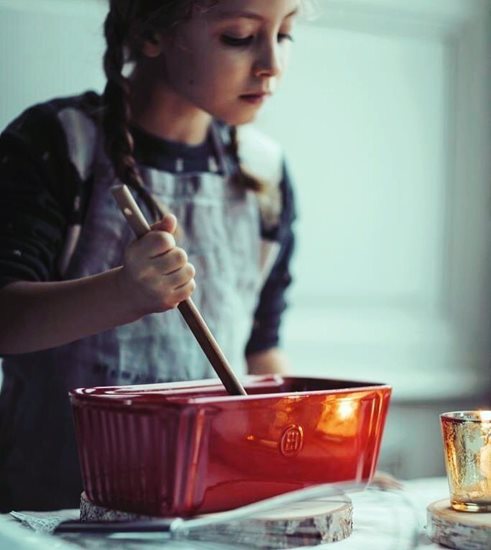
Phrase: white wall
[
  {"left": 256, "top": 0, "right": 491, "bottom": 405},
  {"left": 0, "top": 0, "right": 106, "bottom": 128},
  {"left": 1, "top": 0, "right": 490, "bottom": 479}
]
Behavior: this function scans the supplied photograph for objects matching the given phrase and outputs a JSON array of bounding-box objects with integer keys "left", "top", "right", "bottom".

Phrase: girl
[{"left": 0, "top": 0, "right": 299, "bottom": 511}]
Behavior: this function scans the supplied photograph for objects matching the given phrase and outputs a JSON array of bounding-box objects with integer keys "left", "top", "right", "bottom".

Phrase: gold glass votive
[{"left": 441, "top": 411, "right": 491, "bottom": 512}]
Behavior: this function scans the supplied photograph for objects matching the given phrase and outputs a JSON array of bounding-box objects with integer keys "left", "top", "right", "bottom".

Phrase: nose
[{"left": 253, "top": 40, "right": 282, "bottom": 78}]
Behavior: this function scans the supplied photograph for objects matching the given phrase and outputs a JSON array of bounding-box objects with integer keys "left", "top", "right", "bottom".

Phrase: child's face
[{"left": 156, "top": 0, "right": 299, "bottom": 125}]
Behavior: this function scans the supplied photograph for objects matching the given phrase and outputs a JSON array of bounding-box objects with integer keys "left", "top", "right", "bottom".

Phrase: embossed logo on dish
[{"left": 280, "top": 425, "right": 304, "bottom": 457}]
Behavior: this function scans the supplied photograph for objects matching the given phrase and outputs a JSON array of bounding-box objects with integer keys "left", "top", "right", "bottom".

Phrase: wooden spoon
[{"left": 111, "top": 184, "right": 247, "bottom": 396}]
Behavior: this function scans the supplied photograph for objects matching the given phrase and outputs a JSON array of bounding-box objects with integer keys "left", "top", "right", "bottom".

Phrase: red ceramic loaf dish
[{"left": 70, "top": 375, "right": 391, "bottom": 517}]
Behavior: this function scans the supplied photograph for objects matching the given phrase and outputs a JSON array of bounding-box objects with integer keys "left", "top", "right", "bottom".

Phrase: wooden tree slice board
[
  {"left": 427, "top": 499, "right": 491, "bottom": 550},
  {"left": 81, "top": 492, "right": 353, "bottom": 548}
]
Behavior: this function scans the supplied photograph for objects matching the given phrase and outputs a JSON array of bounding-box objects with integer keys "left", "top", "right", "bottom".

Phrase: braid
[
  {"left": 229, "top": 126, "right": 264, "bottom": 193},
  {"left": 102, "top": 8, "right": 165, "bottom": 221}
]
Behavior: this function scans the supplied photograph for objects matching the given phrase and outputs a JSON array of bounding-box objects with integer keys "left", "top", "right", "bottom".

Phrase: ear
[{"left": 140, "top": 31, "right": 164, "bottom": 58}]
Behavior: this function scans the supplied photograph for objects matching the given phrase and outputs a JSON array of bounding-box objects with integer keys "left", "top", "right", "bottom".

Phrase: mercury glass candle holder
[{"left": 441, "top": 411, "right": 491, "bottom": 512}]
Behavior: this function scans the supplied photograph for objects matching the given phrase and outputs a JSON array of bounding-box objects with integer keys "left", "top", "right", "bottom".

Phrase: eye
[
  {"left": 220, "top": 35, "right": 254, "bottom": 47},
  {"left": 278, "top": 33, "right": 294, "bottom": 43}
]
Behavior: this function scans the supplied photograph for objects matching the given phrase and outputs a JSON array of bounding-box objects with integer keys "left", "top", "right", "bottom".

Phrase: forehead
[{"left": 203, "top": 0, "right": 300, "bottom": 22}]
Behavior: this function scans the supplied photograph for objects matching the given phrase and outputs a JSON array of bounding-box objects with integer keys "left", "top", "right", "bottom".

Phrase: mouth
[{"left": 239, "top": 92, "right": 271, "bottom": 105}]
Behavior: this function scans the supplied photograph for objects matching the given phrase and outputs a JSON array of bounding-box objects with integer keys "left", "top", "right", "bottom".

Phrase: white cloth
[{"left": 1, "top": 478, "right": 451, "bottom": 549}]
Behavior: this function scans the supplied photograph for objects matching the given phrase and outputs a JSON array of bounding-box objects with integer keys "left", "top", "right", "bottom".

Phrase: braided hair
[{"left": 102, "top": 1, "right": 196, "bottom": 221}]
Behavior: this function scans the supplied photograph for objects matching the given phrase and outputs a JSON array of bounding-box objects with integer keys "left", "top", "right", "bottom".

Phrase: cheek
[
  {"left": 185, "top": 52, "right": 247, "bottom": 95},
  {"left": 169, "top": 51, "right": 201, "bottom": 88}
]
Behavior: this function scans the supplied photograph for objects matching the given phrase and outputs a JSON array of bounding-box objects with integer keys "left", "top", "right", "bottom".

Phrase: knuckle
[
  {"left": 187, "top": 262, "right": 196, "bottom": 278},
  {"left": 175, "top": 247, "right": 188, "bottom": 264},
  {"left": 166, "top": 233, "right": 177, "bottom": 249},
  {"left": 161, "top": 232, "right": 176, "bottom": 250},
  {"left": 183, "top": 280, "right": 196, "bottom": 296},
  {"left": 174, "top": 282, "right": 194, "bottom": 302},
  {"left": 152, "top": 231, "right": 175, "bottom": 251}
]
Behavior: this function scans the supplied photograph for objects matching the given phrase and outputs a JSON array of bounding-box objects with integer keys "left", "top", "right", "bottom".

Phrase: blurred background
[{"left": 1, "top": 0, "right": 490, "bottom": 480}]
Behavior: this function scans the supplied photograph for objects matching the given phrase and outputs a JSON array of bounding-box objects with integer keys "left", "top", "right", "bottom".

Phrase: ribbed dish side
[{"left": 73, "top": 405, "right": 174, "bottom": 515}]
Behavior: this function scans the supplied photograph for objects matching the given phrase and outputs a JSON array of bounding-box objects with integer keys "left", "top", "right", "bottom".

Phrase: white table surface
[{"left": 0, "top": 477, "right": 451, "bottom": 549}]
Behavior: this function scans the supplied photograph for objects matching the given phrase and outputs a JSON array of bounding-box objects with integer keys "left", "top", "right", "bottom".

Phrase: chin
[
  {"left": 219, "top": 110, "right": 258, "bottom": 126},
  {"left": 206, "top": 100, "right": 262, "bottom": 126}
]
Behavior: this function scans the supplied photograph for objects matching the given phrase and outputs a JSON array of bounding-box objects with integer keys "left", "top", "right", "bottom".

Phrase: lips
[{"left": 239, "top": 92, "right": 271, "bottom": 104}]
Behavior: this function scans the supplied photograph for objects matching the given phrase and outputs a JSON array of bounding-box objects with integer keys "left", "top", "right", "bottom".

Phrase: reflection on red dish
[{"left": 70, "top": 375, "right": 391, "bottom": 517}]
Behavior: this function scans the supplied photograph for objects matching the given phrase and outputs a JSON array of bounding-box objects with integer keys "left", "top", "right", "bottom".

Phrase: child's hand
[{"left": 118, "top": 214, "right": 196, "bottom": 315}]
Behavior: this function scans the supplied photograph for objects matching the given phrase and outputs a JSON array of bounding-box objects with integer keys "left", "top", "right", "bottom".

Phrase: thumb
[{"left": 151, "top": 213, "right": 177, "bottom": 235}]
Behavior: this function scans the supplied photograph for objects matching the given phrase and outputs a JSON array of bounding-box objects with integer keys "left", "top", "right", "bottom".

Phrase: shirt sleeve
[
  {"left": 0, "top": 105, "right": 75, "bottom": 289},
  {"left": 245, "top": 162, "right": 296, "bottom": 355}
]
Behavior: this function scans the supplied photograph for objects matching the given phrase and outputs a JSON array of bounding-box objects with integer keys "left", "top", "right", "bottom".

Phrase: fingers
[
  {"left": 122, "top": 216, "right": 196, "bottom": 314},
  {"left": 152, "top": 248, "right": 191, "bottom": 275},
  {"left": 163, "top": 261, "right": 196, "bottom": 286},
  {"left": 172, "top": 279, "right": 196, "bottom": 304},
  {"left": 137, "top": 231, "right": 176, "bottom": 258},
  {"left": 122, "top": 245, "right": 196, "bottom": 312},
  {"left": 151, "top": 214, "right": 177, "bottom": 235},
  {"left": 153, "top": 266, "right": 196, "bottom": 310}
]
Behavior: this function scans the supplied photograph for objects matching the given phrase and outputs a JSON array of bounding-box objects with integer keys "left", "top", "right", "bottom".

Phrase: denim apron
[{"left": 0, "top": 109, "right": 281, "bottom": 510}]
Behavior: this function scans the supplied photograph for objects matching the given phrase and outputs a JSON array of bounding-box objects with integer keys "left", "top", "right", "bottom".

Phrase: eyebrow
[{"left": 215, "top": 8, "right": 299, "bottom": 22}]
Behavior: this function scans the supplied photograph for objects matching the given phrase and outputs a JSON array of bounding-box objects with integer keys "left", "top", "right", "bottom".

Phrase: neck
[{"left": 129, "top": 66, "right": 212, "bottom": 145}]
